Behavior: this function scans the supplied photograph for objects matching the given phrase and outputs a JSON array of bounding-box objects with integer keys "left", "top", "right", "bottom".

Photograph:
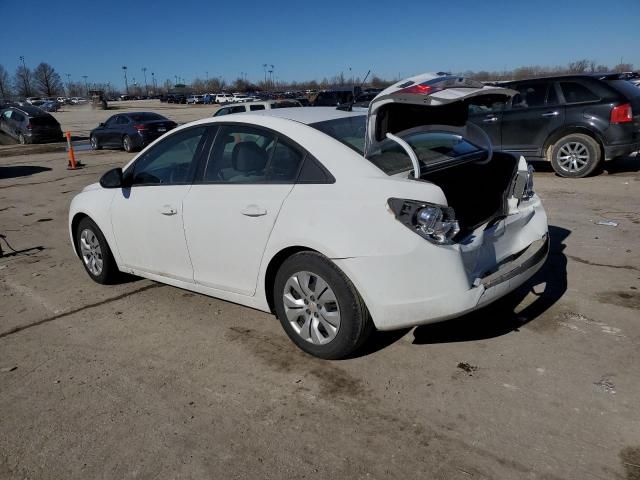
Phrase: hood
[{"left": 364, "top": 72, "right": 517, "bottom": 157}]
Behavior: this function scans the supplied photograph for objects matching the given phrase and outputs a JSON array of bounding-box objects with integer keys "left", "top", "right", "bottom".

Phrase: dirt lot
[{"left": 1, "top": 113, "right": 639, "bottom": 479}]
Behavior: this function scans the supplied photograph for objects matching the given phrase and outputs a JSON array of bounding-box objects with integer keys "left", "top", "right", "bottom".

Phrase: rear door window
[
  {"left": 510, "top": 82, "right": 553, "bottom": 109},
  {"left": 560, "top": 81, "right": 600, "bottom": 103},
  {"left": 250, "top": 104, "right": 265, "bottom": 111}
]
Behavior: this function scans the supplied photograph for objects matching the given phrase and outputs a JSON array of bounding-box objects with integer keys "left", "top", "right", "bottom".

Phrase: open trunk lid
[{"left": 364, "top": 72, "right": 516, "bottom": 159}]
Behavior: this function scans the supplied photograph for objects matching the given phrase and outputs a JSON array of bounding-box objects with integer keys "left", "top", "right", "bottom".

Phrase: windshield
[{"left": 310, "top": 115, "right": 486, "bottom": 175}]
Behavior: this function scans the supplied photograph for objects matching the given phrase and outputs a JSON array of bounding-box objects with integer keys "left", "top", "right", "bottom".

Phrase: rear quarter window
[{"left": 559, "top": 81, "right": 600, "bottom": 103}]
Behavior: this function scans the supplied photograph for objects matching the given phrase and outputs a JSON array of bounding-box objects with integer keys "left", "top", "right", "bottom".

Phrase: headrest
[{"left": 232, "top": 142, "right": 268, "bottom": 173}]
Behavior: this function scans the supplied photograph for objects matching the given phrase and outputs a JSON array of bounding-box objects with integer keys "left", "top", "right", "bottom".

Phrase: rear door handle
[
  {"left": 241, "top": 205, "right": 267, "bottom": 217},
  {"left": 483, "top": 115, "right": 499, "bottom": 123},
  {"left": 159, "top": 204, "right": 177, "bottom": 216},
  {"left": 541, "top": 111, "right": 559, "bottom": 117}
]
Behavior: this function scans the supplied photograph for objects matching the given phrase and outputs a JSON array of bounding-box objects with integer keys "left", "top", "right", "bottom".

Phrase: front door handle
[
  {"left": 483, "top": 115, "right": 499, "bottom": 123},
  {"left": 159, "top": 204, "right": 177, "bottom": 216},
  {"left": 541, "top": 111, "right": 559, "bottom": 117},
  {"left": 241, "top": 204, "right": 267, "bottom": 217}
]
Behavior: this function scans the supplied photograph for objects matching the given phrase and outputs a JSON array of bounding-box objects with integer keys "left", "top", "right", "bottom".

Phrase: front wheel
[
  {"left": 76, "top": 217, "right": 119, "bottom": 284},
  {"left": 273, "top": 252, "right": 373, "bottom": 359},
  {"left": 549, "top": 134, "right": 601, "bottom": 178}
]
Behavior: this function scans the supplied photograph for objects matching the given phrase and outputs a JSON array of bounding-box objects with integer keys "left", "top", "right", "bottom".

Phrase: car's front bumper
[{"left": 333, "top": 198, "right": 548, "bottom": 331}]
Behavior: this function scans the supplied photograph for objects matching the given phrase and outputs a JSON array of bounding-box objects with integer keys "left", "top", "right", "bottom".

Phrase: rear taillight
[
  {"left": 387, "top": 198, "right": 460, "bottom": 245},
  {"left": 399, "top": 84, "right": 435, "bottom": 95},
  {"left": 133, "top": 124, "right": 148, "bottom": 131},
  {"left": 25, "top": 123, "right": 32, "bottom": 130},
  {"left": 611, "top": 103, "right": 633, "bottom": 124}
]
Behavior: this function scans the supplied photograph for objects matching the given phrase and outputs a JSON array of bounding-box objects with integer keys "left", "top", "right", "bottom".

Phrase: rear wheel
[
  {"left": 18, "top": 133, "right": 26, "bottom": 144},
  {"left": 273, "top": 252, "right": 373, "bottom": 359},
  {"left": 90, "top": 135, "right": 102, "bottom": 150},
  {"left": 549, "top": 134, "right": 601, "bottom": 178},
  {"left": 76, "top": 217, "right": 119, "bottom": 284},
  {"left": 122, "top": 135, "right": 135, "bottom": 153}
]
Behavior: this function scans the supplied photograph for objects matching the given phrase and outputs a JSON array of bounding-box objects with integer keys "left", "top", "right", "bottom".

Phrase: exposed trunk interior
[{"left": 421, "top": 152, "right": 519, "bottom": 236}]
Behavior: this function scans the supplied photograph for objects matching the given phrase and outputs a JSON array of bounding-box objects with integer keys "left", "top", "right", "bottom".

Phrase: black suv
[
  {"left": 0, "top": 105, "right": 63, "bottom": 144},
  {"left": 469, "top": 74, "right": 640, "bottom": 177}
]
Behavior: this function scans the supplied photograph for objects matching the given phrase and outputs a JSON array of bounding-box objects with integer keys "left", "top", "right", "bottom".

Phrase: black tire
[
  {"left": 549, "top": 134, "right": 601, "bottom": 178},
  {"left": 90, "top": 135, "right": 102, "bottom": 150},
  {"left": 273, "top": 251, "right": 373, "bottom": 360},
  {"left": 122, "top": 135, "right": 135, "bottom": 153},
  {"left": 75, "top": 217, "right": 120, "bottom": 284}
]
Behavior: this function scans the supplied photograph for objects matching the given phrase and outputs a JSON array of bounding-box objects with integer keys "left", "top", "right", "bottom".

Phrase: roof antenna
[{"left": 338, "top": 70, "right": 371, "bottom": 112}]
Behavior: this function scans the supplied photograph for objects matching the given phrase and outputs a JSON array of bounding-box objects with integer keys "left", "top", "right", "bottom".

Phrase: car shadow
[
  {"left": 411, "top": 225, "right": 569, "bottom": 345},
  {"left": 602, "top": 155, "right": 640, "bottom": 174},
  {"left": 0, "top": 165, "right": 52, "bottom": 180}
]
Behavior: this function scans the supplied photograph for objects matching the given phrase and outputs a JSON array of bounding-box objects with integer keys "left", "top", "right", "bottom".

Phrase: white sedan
[{"left": 69, "top": 73, "right": 548, "bottom": 359}]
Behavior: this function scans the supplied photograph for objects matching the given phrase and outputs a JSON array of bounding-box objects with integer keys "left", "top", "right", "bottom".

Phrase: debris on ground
[
  {"left": 1, "top": 366, "right": 18, "bottom": 372},
  {"left": 596, "top": 220, "right": 619, "bottom": 227},
  {"left": 457, "top": 362, "right": 478, "bottom": 374}
]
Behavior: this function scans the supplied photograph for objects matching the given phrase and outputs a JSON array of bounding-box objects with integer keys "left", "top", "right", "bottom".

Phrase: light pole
[
  {"left": 142, "top": 67, "right": 148, "bottom": 96},
  {"left": 19, "top": 55, "right": 30, "bottom": 97},
  {"left": 66, "top": 73, "right": 71, "bottom": 96},
  {"left": 122, "top": 66, "right": 129, "bottom": 95},
  {"left": 263, "top": 64, "right": 268, "bottom": 86},
  {"left": 151, "top": 72, "right": 156, "bottom": 93},
  {"left": 82, "top": 75, "right": 89, "bottom": 96}
]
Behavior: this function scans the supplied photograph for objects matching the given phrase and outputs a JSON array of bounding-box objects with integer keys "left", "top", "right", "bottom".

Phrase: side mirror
[
  {"left": 99, "top": 167, "right": 124, "bottom": 188},
  {"left": 98, "top": 122, "right": 105, "bottom": 127}
]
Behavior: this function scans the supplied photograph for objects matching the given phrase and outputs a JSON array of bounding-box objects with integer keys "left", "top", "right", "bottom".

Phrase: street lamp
[
  {"left": 122, "top": 66, "right": 129, "bottom": 95},
  {"left": 151, "top": 72, "right": 156, "bottom": 92},
  {"left": 82, "top": 75, "right": 89, "bottom": 96},
  {"left": 65, "top": 73, "right": 71, "bottom": 96},
  {"left": 142, "top": 67, "right": 148, "bottom": 96},
  {"left": 19, "top": 55, "right": 30, "bottom": 96}
]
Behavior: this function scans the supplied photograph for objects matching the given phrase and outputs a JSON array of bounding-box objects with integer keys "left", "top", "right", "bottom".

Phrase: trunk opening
[{"left": 421, "top": 152, "right": 519, "bottom": 237}]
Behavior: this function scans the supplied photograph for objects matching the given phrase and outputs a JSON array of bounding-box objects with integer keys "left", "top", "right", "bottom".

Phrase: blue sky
[{"left": 1, "top": 0, "right": 638, "bottom": 89}]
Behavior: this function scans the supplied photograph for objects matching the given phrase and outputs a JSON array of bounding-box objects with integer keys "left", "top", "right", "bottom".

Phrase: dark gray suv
[
  {"left": 469, "top": 74, "right": 640, "bottom": 177},
  {"left": 0, "top": 105, "right": 63, "bottom": 144}
]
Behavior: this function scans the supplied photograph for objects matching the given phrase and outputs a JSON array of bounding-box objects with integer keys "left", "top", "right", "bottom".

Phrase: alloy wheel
[
  {"left": 557, "top": 142, "right": 590, "bottom": 173},
  {"left": 282, "top": 271, "right": 341, "bottom": 345},
  {"left": 79, "top": 228, "right": 103, "bottom": 276}
]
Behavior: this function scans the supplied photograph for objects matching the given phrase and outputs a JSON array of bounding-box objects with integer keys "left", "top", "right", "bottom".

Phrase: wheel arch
[
  {"left": 543, "top": 125, "right": 605, "bottom": 160},
  {"left": 70, "top": 212, "right": 90, "bottom": 256},
  {"left": 264, "top": 246, "right": 321, "bottom": 313}
]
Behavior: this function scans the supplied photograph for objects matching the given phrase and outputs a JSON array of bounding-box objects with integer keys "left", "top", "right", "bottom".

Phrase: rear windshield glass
[
  {"left": 368, "top": 131, "right": 484, "bottom": 175},
  {"left": 128, "top": 113, "right": 164, "bottom": 122},
  {"left": 310, "top": 116, "right": 484, "bottom": 175},
  {"left": 310, "top": 116, "right": 367, "bottom": 153},
  {"left": 30, "top": 116, "right": 58, "bottom": 127}
]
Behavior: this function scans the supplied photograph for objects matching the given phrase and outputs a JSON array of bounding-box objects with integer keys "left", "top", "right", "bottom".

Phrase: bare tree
[
  {"left": 568, "top": 59, "right": 591, "bottom": 73},
  {"left": 33, "top": 62, "right": 64, "bottom": 97},
  {"left": 13, "top": 65, "right": 33, "bottom": 97},
  {"left": 613, "top": 63, "right": 634, "bottom": 72},
  {"left": 0, "top": 64, "right": 12, "bottom": 100}
]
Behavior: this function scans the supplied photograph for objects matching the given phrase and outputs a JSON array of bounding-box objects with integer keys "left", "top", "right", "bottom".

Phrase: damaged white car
[{"left": 69, "top": 72, "right": 548, "bottom": 359}]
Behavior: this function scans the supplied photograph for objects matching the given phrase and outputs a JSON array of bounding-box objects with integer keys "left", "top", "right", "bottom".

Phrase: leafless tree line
[{"left": 0, "top": 59, "right": 635, "bottom": 101}]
